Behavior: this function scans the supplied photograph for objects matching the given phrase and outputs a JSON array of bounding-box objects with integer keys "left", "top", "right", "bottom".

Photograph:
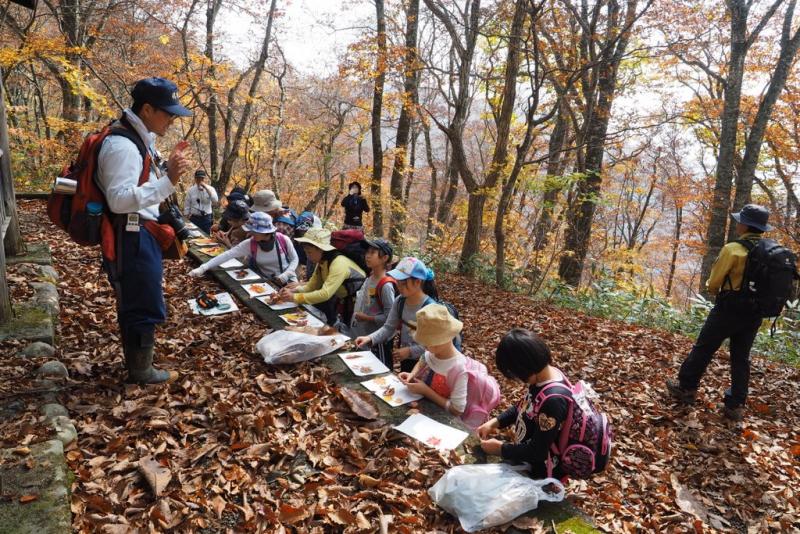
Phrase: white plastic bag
[
  {"left": 428, "top": 463, "right": 565, "bottom": 532},
  {"left": 256, "top": 330, "right": 350, "bottom": 365}
]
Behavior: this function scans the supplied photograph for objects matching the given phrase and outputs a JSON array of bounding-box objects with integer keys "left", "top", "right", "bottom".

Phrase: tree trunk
[
  {"left": 216, "top": 0, "right": 277, "bottom": 194},
  {"left": 389, "top": 0, "right": 420, "bottom": 242},
  {"left": 370, "top": 0, "right": 387, "bottom": 236},
  {"left": 533, "top": 100, "right": 568, "bottom": 250},
  {"left": 699, "top": 1, "right": 751, "bottom": 292},
  {"left": 403, "top": 123, "right": 418, "bottom": 206},
  {"left": 729, "top": 0, "right": 800, "bottom": 241},
  {"left": 423, "top": 122, "right": 439, "bottom": 240},
  {"left": 205, "top": 0, "right": 223, "bottom": 184},
  {"left": 557, "top": 0, "right": 639, "bottom": 286},
  {"left": 665, "top": 204, "right": 683, "bottom": 298},
  {"left": 458, "top": 0, "right": 525, "bottom": 270}
]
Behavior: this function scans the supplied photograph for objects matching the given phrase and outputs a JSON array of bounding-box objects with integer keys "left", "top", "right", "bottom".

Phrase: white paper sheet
[
  {"left": 361, "top": 374, "right": 423, "bottom": 407},
  {"left": 187, "top": 292, "right": 239, "bottom": 316},
  {"left": 188, "top": 229, "right": 204, "bottom": 238},
  {"left": 257, "top": 296, "right": 298, "bottom": 310},
  {"left": 279, "top": 311, "right": 325, "bottom": 328},
  {"left": 228, "top": 268, "right": 261, "bottom": 282},
  {"left": 241, "top": 282, "right": 276, "bottom": 298},
  {"left": 219, "top": 258, "right": 244, "bottom": 269},
  {"left": 338, "top": 351, "right": 390, "bottom": 376},
  {"left": 394, "top": 413, "right": 469, "bottom": 451}
]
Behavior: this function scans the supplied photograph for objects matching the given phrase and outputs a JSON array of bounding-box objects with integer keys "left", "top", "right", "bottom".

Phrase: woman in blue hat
[{"left": 190, "top": 212, "right": 298, "bottom": 285}]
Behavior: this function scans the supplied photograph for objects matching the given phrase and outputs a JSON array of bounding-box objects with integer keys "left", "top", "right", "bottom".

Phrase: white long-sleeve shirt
[
  {"left": 196, "top": 236, "right": 299, "bottom": 283},
  {"left": 183, "top": 183, "right": 219, "bottom": 216},
  {"left": 96, "top": 109, "right": 175, "bottom": 221}
]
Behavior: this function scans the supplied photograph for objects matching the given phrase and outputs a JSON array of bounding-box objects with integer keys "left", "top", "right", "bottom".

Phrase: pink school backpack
[
  {"left": 445, "top": 358, "right": 502, "bottom": 430},
  {"left": 532, "top": 373, "right": 613, "bottom": 480}
]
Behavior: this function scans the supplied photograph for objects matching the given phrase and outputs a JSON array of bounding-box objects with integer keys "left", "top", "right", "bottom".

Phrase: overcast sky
[{"left": 219, "top": 0, "right": 373, "bottom": 74}]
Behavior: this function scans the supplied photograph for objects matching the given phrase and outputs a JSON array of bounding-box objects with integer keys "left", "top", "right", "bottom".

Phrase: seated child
[
  {"left": 355, "top": 257, "right": 442, "bottom": 373},
  {"left": 399, "top": 304, "right": 500, "bottom": 430},
  {"left": 213, "top": 199, "right": 249, "bottom": 248},
  {"left": 348, "top": 238, "right": 396, "bottom": 366},
  {"left": 190, "top": 211, "right": 298, "bottom": 285},
  {"left": 477, "top": 328, "right": 570, "bottom": 479}
]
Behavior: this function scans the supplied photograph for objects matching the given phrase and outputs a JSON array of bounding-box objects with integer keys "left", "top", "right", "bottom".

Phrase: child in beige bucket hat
[{"left": 400, "top": 304, "right": 500, "bottom": 430}]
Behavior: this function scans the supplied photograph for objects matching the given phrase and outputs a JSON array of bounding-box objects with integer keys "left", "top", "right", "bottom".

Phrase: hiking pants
[
  {"left": 104, "top": 225, "right": 167, "bottom": 349},
  {"left": 677, "top": 303, "right": 762, "bottom": 409},
  {"left": 190, "top": 213, "right": 213, "bottom": 234}
]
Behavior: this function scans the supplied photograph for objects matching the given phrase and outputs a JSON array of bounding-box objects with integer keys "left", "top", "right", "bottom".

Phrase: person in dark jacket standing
[
  {"left": 341, "top": 181, "right": 369, "bottom": 230},
  {"left": 666, "top": 204, "right": 774, "bottom": 421}
]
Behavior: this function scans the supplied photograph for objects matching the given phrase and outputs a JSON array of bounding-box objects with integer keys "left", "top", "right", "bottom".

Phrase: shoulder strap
[
  {"left": 375, "top": 275, "right": 396, "bottom": 308},
  {"left": 735, "top": 238, "right": 759, "bottom": 253},
  {"left": 275, "top": 231, "right": 288, "bottom": 255},
  {"left": 104, "top": 117, "right": 151, "bottom": 187},
  {"left": 396, "top": 296, "right": 406, "bottom": 331}
]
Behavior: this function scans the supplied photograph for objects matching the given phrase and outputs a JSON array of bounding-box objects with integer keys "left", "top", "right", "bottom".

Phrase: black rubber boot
[
  {"left": 666, "top": 379, "right": 697, "bottom": 404},
  {"left": 124, "top": 331, "right": 177, "bottom": 385}
]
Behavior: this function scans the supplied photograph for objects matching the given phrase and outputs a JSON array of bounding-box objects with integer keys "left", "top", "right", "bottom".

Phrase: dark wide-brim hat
[
  {"left": 131, "top": 77, "right": 192, "bottom": 117},
  {"left": 731, "top": 204, "right": 773, "bottom": 232},
  {"left": 348, "top": 181, "right": 362, "bottom": 191}
]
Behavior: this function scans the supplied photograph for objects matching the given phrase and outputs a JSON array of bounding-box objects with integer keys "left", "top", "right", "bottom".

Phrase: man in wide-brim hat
[{"left": 666, "top": 204, "right": 775, "bottom": 421}]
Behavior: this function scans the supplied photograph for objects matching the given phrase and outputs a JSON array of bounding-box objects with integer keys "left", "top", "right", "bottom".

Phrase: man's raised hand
[{"left": 167, "top": 140, "right": 191, "bottom": 184}]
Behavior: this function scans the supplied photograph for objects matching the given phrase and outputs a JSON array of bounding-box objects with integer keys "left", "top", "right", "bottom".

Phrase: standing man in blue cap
[
  {"left": 96, "top": 77, "right": 193, "bottom": 385},
  {"left": 666, "top": 204, "right": 777, "bottom": 420}
]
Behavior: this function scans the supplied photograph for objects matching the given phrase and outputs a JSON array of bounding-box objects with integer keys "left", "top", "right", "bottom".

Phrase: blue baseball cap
[
  {"left": 388, "top": 256, "right": 434, "bottom": 281},
  {"left": 131, "top": 77, "right": 192, "bottom": 117},
  {"left": 274, "top": 214, "right": 296, "bottom": 227}
]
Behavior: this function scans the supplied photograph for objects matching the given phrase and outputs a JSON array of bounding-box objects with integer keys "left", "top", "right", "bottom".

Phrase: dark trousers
[
  {"left": 104, "top": 226, "right": 166, "bottom": 348},
  {"left": 677, "top": 302, "right": 762, "bottom": 408},
  {"left": 372, "top": 340, "right": 395, "bottom": 368},
  {"left": 190, "top": 213, "right": 213, "bottom": 234}
]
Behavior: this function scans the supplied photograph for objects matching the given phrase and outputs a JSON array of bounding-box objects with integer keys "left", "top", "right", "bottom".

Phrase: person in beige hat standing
[
  {"left": 276, "top": 226, "right": 366, "bottom": 325},
  {"left": 399, "top": 304, "right": 500, "bottom": 429},
  {"left": 251, "top": 189, "right": 283, "bottom": 219}
]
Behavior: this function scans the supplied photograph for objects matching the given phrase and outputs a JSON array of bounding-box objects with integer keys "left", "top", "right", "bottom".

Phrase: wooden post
[
  {"left": 0, "top": 147, "right": 11, "bottom": 323},
  {"left": 0, "top": 70, "right": 23, "bottom": 257}
]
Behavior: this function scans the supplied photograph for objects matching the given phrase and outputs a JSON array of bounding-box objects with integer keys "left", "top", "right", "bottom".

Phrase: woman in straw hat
[{"left": 276, "top": 226, "right": 366, "bottom": 325}]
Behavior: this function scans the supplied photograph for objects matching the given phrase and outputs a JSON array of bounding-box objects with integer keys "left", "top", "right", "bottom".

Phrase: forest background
[{"left": 1, "top": 0, "right": 799, "bottom": 360}]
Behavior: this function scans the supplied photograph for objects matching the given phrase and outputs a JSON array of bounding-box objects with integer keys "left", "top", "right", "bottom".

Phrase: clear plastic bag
[
  {"left": 428, "top": 463, "right": 565, "bottom": 532},
  {"left": 256, "top": 330, "right": 350, "bottom": 365}
]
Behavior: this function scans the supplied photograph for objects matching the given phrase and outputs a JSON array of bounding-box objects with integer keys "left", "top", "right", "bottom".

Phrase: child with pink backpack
[
  {"left": 478, "top": 329, "right": 612, "bottom": 481},
  {"left": 399, "top": 304, "right": 501, "bottom": 430}
]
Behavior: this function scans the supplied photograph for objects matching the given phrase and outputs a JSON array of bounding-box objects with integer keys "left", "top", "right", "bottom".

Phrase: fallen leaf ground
[{"left": 2, "top": 200, "right": 799, "bottom": 533}]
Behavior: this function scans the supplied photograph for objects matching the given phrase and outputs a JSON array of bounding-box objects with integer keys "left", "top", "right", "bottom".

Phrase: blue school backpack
[{"left": 397, "top": 295, "right": 463, "bottom": 351}]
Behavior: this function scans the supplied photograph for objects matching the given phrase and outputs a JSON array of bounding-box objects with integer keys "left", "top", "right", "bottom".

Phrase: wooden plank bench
[{"left": 185, "top": 237, "right": 598, "bottom": 533}]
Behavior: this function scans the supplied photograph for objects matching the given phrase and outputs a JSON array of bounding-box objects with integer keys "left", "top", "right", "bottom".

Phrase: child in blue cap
[{"left": 355, "top": 256, "right": 449, "bottom": 373}]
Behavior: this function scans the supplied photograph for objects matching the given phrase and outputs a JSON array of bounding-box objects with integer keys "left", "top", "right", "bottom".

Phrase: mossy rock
[
  {"left": 0, "top": 440, "right": 71, "bottom": 533},
  {"left": 6, "top": 242, "right": 52, "bottom": 266},
  {"left": 0, "top": 303, "right": 54, "bottom": 345}
]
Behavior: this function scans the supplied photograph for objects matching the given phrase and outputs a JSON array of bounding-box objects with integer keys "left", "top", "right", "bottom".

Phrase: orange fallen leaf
[
  {"left": 19, "top": 494, "right": 38, "bottom": 503},
  {"left": 279, "top": 503, "right": 310, "bottom": 524},
  {"left": 297, "top": 390, "right": 316, "bottom": 402}
]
